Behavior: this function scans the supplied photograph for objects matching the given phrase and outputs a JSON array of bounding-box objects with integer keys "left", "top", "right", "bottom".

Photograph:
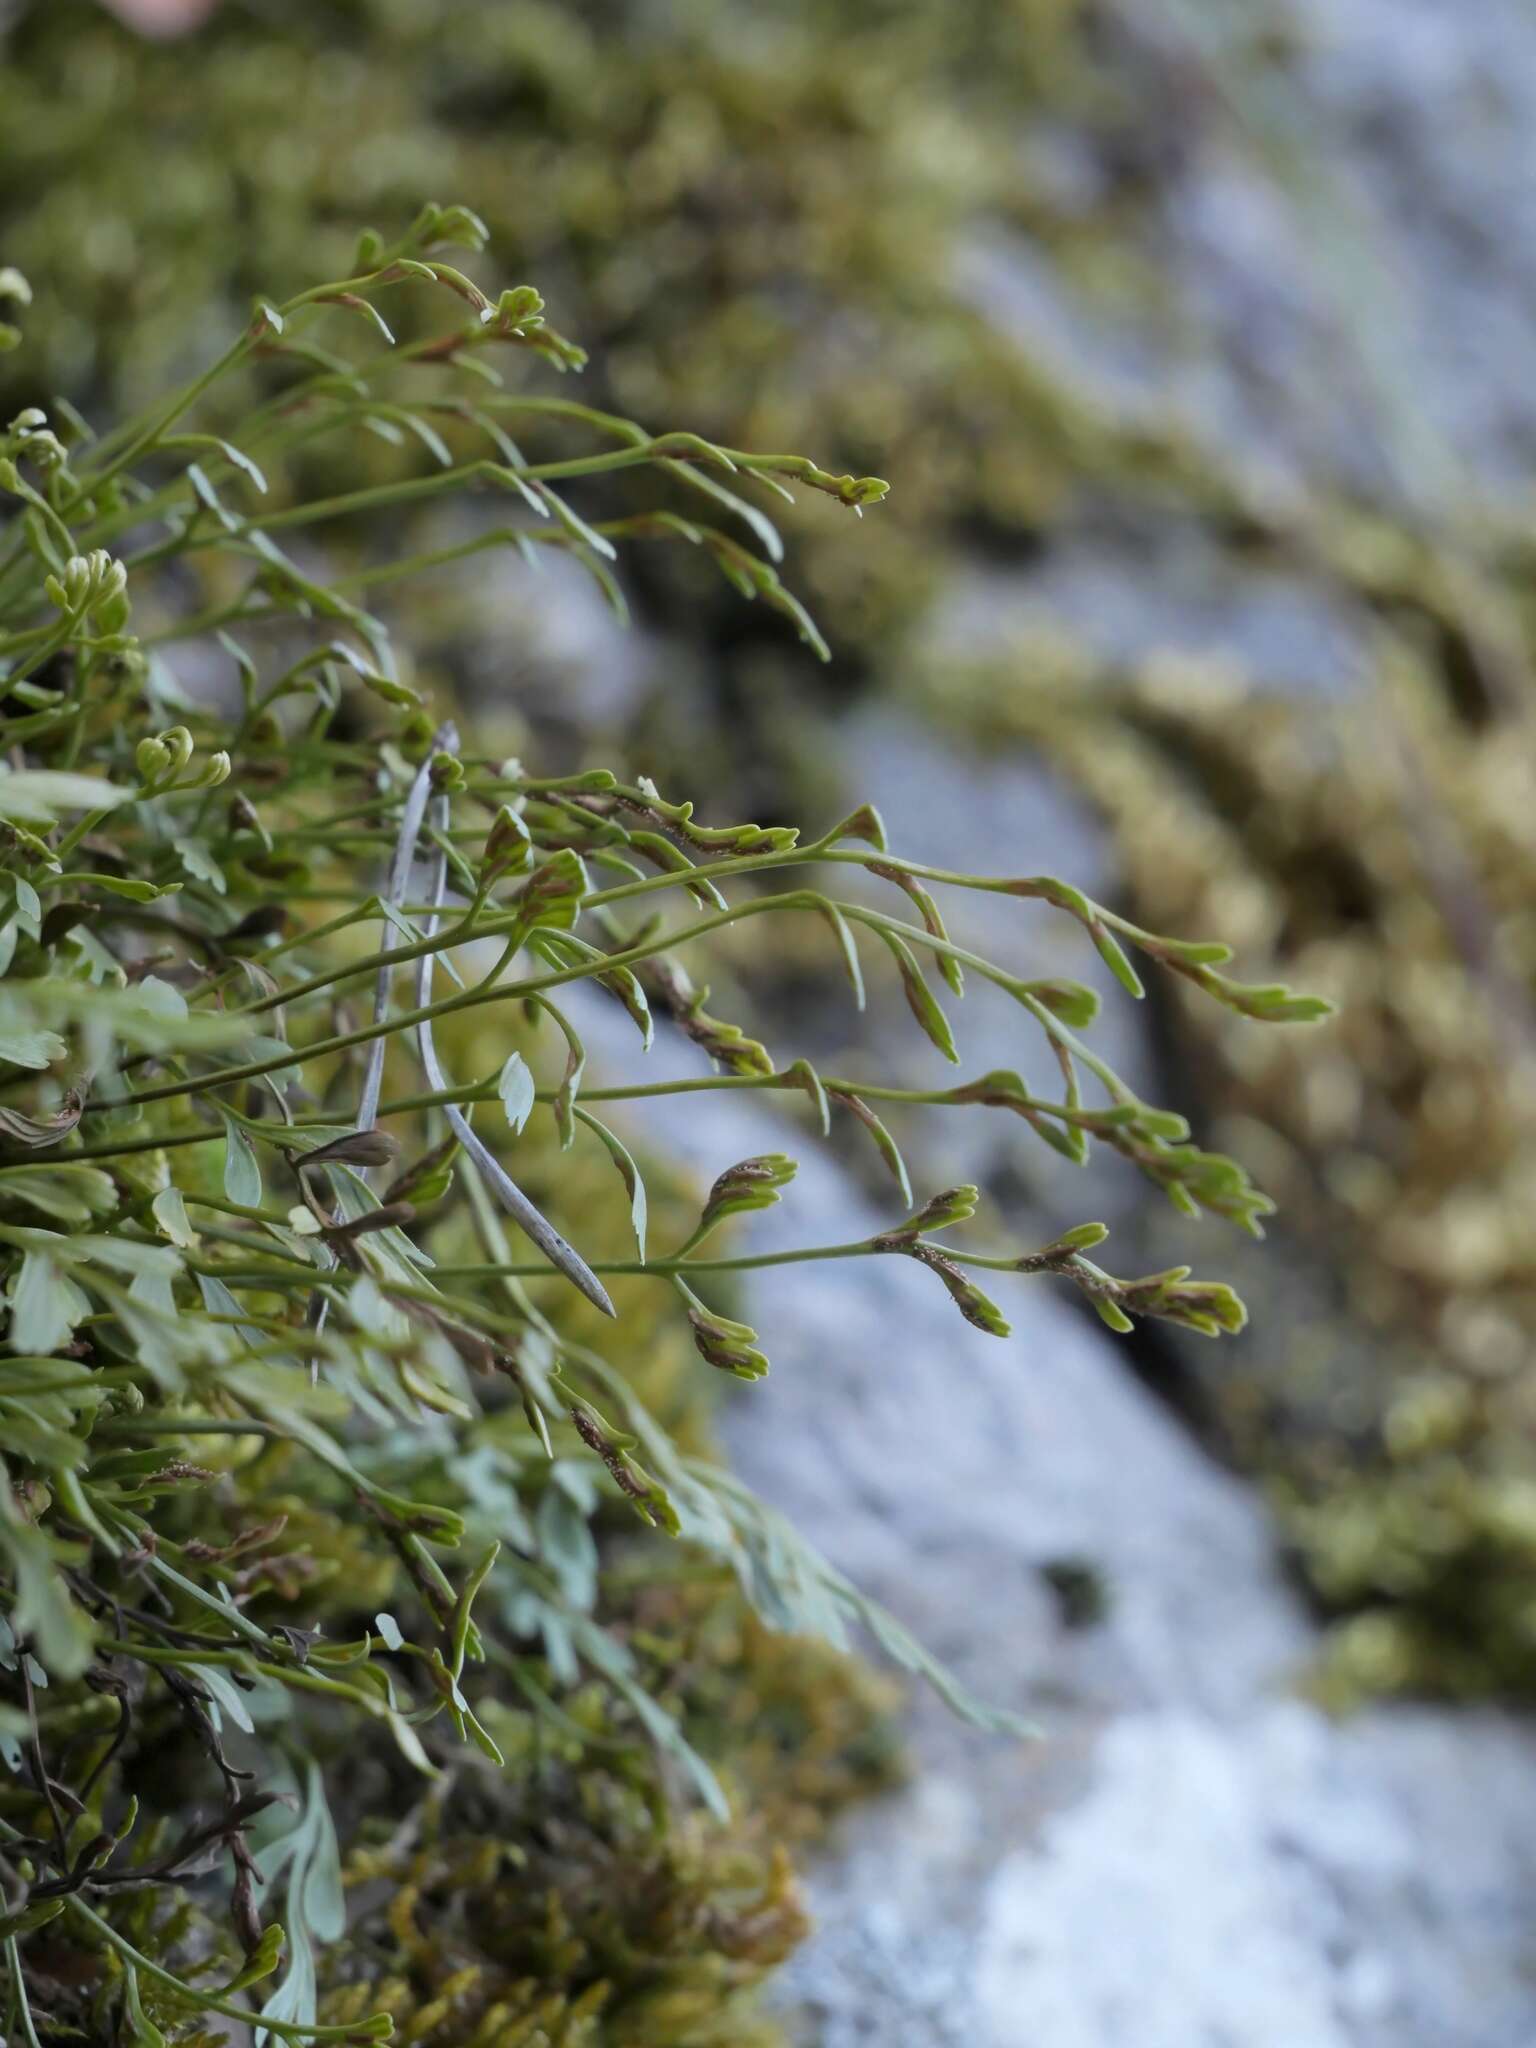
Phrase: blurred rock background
[{"left": 7, "top": 1, "right": 1536, "bottom": 2039}]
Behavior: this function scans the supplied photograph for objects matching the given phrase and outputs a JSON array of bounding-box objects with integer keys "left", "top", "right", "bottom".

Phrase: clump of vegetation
[
  {"left": 0, "top": 209, "right": 1320, "bottom": 2040},
  {"left": 9, "top": 0, "right": 1529, "bottom": 1710},
  {"left": 323, "top": 1801, "right": 809, "bottom": 2048},
  {"left": 0, "top": 0, "right": 1196, "bottom": 691}
]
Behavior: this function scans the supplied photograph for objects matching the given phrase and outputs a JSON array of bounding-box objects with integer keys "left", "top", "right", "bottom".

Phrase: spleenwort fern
[{"left": 0, "top": 207, "right": 1328, "bottom": 2043}]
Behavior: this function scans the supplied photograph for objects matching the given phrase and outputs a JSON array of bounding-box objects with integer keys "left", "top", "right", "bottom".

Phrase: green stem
[
  {"left": 0, "top": 1815, "right": 389, "bottom": 2043},
  {"left": 2, "top": 1938, "right": 44, "bottom": 2048},
  {"left": 85, "top": 873, "right": 1089, "bottom": 1120}
]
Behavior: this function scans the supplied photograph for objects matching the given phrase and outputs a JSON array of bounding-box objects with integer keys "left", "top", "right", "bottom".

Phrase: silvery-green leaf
[
  {"left": 574, "top": 1108, "right": 647, "bottom": 1259},
  {"left": 174, "top": 837, "right": 227, "bottom": 894},
  {"left": 0, "top": 1027, "right": 67, "bottom": 1070},
  {"left": 220, "top": 1115, "right": 263, "bottom": 1208},
  {"left": 0, "top": 1512, "right": 93, "bottom": 1678},
  {"left": 534, "top": 1484, "right": 599, "bottom": 1612},
  {"left": 498, "top": 1050, "right": 536, "bottom": 1135},
  {"left": 0, "top": 769, "right": 132, "bottom": 823},
  {"left": 0, "top": 1165, "right": 115, "bottom": 1225},
  {"left": 150, "top": 1187, "right": 197, "bottom": 1248},
  {"left": 8, "top": 1251, "right": 89, "bottom": 1354},
  {"left": 188, "top": 1660, "right": 256, "bottom": 1734}
]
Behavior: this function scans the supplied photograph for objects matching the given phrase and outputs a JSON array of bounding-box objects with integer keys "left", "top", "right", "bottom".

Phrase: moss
[
  {"left": 929, "top": 643, "right": 1536, "bottom": 1700},
  {"left": 0, "top": 0, "right": 1220, "bottom": 685},
  {"left": 326, "top": 1811, "right": 807, "bottom": 2048},
  {"left": 613, "top": 1571, "right": 905, "bottom": 1845},
  {"left": 306, "top": 1570, "right": 895, "bottom": 2048}
]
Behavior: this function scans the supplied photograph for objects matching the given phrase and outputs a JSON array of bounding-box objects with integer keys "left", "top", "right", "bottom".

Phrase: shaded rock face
[
  {"left": 964, "top": 0, "right": 1536, "bottom": 522},
  {"left": 550, "top": 0, "right": 1536, "bottom": 2022},
  {"left": 597, "top": 1007, "right": 1536, "bottom": 2047},
  {"left": 576, "top": 685, "right": 1536, "bottom": 2044}
]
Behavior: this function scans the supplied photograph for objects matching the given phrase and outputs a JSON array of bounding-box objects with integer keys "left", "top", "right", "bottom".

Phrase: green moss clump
[
  {"left": 929, "top": 642, "right": 1536, "bottom": 1700},
  {"left": 0, "top": 0, "right": 1215, "bottom": 679},
  {"left": 327, "top": 1812, "right": 806, "bottom": 2048}
]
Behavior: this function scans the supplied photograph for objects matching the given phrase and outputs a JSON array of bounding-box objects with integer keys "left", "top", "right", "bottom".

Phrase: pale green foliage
[{"left": 0, "top": 213, "right": 1321, "bottom": 2041}]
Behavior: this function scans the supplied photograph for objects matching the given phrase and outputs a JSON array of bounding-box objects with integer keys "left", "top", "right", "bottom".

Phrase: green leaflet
[
  {"left": 497, "top": 1049, "right": 536, "bottom": 1134},
  {"left": 878, "top": 927, "right": 958, "bottom": 1062},
  {"left": 575, "top": 1107, "right": 648, "bottom": 1258},
  {"left": 221, "top": 1111, "right": 264, "bottom": 1208}
]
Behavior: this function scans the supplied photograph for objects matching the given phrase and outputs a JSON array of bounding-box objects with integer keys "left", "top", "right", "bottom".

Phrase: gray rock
[
  {"left": 577, "top": 963, "right": 1536, "bottom": 2046},
  {"left": 557, "top": 0, "right": 1536, "bottom": 2030},
  {"left": 922, "top": 544, "right": 1371, "bottom": 702}
]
